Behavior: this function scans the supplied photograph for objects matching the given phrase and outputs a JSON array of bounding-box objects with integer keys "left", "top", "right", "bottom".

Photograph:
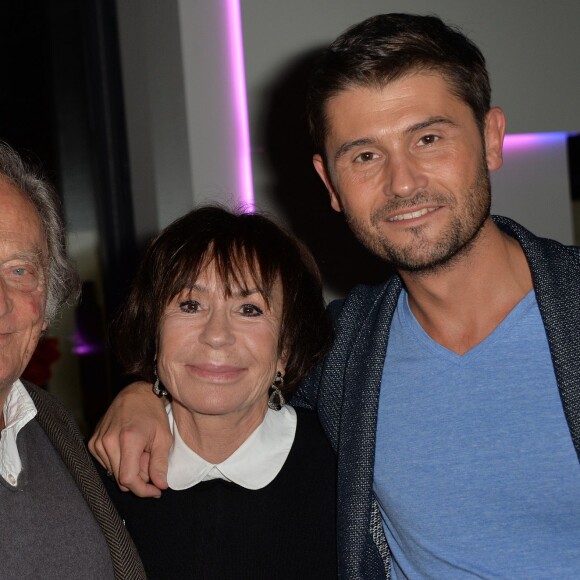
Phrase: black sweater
[{"left": 102, "top": 408, "right": 337, "bottom": 579}]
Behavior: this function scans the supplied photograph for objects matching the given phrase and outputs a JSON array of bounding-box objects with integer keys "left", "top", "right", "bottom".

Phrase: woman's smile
[{"left": 185, "top": 363, "right": 247, "bottom": 383}]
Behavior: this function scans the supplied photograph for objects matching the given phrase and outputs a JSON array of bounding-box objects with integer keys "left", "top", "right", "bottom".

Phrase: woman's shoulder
[
  {"left": 292, "top": 405, "right": 321, "bottom": 425},
  {"left": 289, "top": 406, "right": 335, "bottom": 461}
]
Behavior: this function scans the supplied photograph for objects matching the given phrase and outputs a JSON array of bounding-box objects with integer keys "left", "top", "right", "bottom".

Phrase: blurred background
[{"left": 2, "top": 0, "right": 579, "bottom": 432}]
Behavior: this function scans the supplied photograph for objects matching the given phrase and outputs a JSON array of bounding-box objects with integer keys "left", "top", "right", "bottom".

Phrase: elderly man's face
[{"left": 0, "top": 179, "right": 48, "bottom": 402}]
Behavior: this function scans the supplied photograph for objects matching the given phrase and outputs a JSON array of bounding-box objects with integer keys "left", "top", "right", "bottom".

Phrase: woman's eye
[
  {"left": 354, "top": 151, "right": 377, "bottom": 163},
  {"left": 179, "top": 300, "right": 200, "bottom": 313},
  {"left": 13, "top": 267, "right": 27, "bottom": 276},
  {"left": 240, "top": 304, "right": 263, "bottom": 317}
]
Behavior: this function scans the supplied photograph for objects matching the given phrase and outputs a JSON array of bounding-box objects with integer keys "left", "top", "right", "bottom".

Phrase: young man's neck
[{"left": 400, "top": 220, "right": 533, "bottom": 354}]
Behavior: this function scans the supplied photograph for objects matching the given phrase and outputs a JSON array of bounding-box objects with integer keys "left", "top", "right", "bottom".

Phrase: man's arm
[{"left": 88, "top": 382, "right": 172, "bottom": 498}]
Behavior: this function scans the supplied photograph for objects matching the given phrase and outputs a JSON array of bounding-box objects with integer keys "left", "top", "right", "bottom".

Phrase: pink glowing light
[
  {"left": 72, "top": 332, "right": 103, "bottom": 356},
  {"left": 503, "top": 132, "right": 569, "bottom": 151},
  {"left": 225, "top": 0, "right": 254, "bottom": 210}
]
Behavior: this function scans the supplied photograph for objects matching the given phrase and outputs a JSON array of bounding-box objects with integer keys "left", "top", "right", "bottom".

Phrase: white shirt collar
[
  {"left": 0, "top": 380, "right": 38, "bottom": 487},
  {"left": 167, "top": 405, "right": 297, "bottom": 491}
]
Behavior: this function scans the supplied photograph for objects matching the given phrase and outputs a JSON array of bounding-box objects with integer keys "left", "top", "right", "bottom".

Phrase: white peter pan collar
[{"left": 167, "top": 405, "right": 297, "bottom": 491}]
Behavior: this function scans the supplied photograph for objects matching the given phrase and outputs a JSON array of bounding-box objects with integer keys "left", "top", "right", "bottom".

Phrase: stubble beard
[{"left": 343, "top": 159, "right": 492, "bottom": 275}]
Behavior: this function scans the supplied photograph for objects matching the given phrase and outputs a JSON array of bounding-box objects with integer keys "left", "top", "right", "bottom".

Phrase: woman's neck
[{"left": 171, "top": 401, "right": 268, "bottom": 464}]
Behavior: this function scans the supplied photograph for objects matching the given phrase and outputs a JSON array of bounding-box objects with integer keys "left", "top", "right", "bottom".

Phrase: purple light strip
[
  {"left": 225, "top": 0, "right": 254, "bottom": 210},
  {"left": 503, "top": 131, "right": 569, "bottom": 151}
]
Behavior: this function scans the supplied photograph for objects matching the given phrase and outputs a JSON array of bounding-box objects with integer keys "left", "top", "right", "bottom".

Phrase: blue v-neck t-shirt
[{"left": 374, "top": 290, "right": 580, "bottom": 579}]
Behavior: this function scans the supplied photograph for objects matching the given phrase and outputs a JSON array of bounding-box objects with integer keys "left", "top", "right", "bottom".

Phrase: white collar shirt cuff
[
  {"left": 0, "top": 380, "right": 38, "bottom": 486},
  {"left": 167, "top": 405, "right": 297, "bottom": 491}
]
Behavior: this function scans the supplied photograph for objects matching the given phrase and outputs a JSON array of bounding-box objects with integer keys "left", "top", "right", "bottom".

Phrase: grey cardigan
[
  {"left": 24, "top": 382, "right": 147, "bottom": 580},
  {"left": 293, "top": 216, "right": 580, "bottom": 579}
]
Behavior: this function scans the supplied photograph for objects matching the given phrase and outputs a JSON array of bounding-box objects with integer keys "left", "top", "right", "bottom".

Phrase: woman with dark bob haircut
[{"left": 98, "top": 206, "right": 338, "bottom": 578}]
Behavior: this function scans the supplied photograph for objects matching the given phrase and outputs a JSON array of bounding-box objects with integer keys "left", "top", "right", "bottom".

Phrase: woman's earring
[
  {"left": 268, "top": 371, "right": 285, "bottom": 411},
  {"left": 152, "top": 364, "right": 168, "bottom": 397}
]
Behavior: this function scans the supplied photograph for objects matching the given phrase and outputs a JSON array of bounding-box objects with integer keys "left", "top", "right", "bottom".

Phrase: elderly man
[
  {"left": 91, "top": 13, "right": 580, "bottom": 579},
  {"left": 0, "top": 143, "right": 145, "bottom": 579}
]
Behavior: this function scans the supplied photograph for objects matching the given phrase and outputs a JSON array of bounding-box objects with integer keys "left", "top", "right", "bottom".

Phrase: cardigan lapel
[
  {"left": 336, "top": 277, "right": 402, "bottom": 577},
  {"left": 25, "top": 383, "right": 147, "bottom": 580},
  {"left": 494, "top": 216, "right": 580, "bottom": 462}
]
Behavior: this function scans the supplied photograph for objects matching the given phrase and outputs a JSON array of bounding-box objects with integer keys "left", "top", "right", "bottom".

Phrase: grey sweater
[{"left": 0, "top": 418, "right": 115, "bottom": 578}]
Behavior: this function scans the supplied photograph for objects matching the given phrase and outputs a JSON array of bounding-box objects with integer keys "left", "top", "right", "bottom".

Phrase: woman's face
[{"left": 157, "top": 264, "right": 286, "bottom": 423}]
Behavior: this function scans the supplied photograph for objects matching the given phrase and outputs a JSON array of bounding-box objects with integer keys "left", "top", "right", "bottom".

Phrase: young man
[{"left": 91, "top": 14, "right": 580, "bottom": 579}]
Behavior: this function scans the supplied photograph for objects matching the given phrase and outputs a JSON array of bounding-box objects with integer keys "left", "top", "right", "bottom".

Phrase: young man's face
[{"left": 313, "top": 73, "right": 505, "bottom": 272}]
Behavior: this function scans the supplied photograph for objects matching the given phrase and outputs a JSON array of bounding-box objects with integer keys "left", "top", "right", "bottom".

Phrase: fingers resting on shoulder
[{"left": 88, "top": 380, "right": 173, "bottom": 498}]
